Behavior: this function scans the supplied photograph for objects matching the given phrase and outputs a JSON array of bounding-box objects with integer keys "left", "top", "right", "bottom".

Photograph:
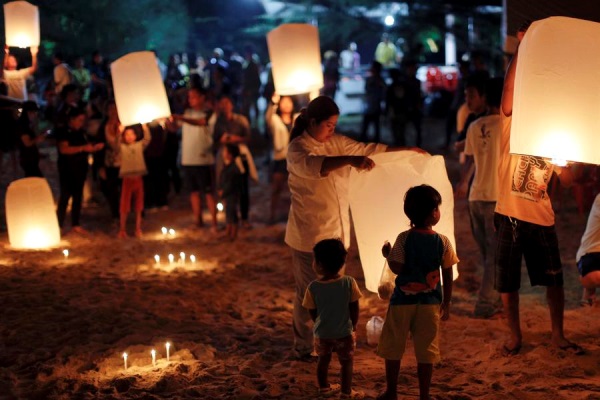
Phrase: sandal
[
  {"left": 319, "top": 383, "right": 341, "bottom": 397},
  {"left": 340, "top": 389, "right": 365, "bottom": 399}
]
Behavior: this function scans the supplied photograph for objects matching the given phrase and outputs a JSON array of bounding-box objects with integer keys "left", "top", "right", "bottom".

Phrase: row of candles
[
  {"left": 154, "top": 252, "right": 196, "bottom": 265},
  {"left": 123, "top": 342, "right": 172, "bottom": 369}
]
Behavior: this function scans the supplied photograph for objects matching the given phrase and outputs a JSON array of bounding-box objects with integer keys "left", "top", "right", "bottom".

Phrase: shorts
[
  {"left": 377, "top": 304, "right": 440, "bottom": 364},
  {"left": 184, "top": 165, "right": 214, "bottom": 194},
  {"left": 494, "top": 213, "right": 563, "bottom": 292},
  {"left": 577, "top": 252, "right": 600, "bottom": 278},
  {"left": 120, "top": 176, "right": 144, "bottom": 214},
  {"left": 314, "top": 334, "right": 355, "bottom": 361},
  {"left": 272, "top": 159, "right": 288, "bottom": 175}
]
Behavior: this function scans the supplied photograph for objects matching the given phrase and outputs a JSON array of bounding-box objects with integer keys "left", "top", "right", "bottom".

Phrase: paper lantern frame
[
  {"left": 3, "top": 0, "right": 40, "bottom": 48},
  {"left": 512, "top": 16, "right": 600, "bottom": 165},
  {"left": 111, "top": 51, "right": 171, "bottom": 127},
  {"left": 267, "top": 24, "right": 324, "bottom": 96}
]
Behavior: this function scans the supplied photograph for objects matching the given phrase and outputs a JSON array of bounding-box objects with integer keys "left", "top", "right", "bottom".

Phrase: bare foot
[{"left": 117, "top": 230, "right": 127, "bottom": 238}]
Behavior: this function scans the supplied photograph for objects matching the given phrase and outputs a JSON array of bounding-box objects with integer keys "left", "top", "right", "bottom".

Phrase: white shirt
[
  {"left": 464, "top": 114, "right": 502, "bottom": 202},
  {"left": 577, "top": 194, "right": 600, "bottom": 262},
  {"left": 268, "top": 112, "right": 297, "bottom": 161},
  {"left": 4, "top": 68, "right": 30, "bottom": 100},
  {"left": 54, "top": 63, "right": 72, "bottom": 94},
  {"left": 285, "top": 132, "right": 387, "bottom": 252},
  {"left": 181, "top": 109, "right": 214, "bottom": 166}
]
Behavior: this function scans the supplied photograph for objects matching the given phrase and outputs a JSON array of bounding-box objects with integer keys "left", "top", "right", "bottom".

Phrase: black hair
[
  {"left": 313, "top": 238, "right": 347, "bottom": 275},
  {"left": 275, "top": 96, "right": 297, "bottom": 118},
  {"left": 54, "top": 52, "right": 65, "bottom": 61},
  {"left": 189, "top": 86, "right": 207, "bottom": 97},
  {"left": 485, "top": 77, "right": 504, "bottom": 109},
  {"left": 61, "top": 83, "right": 79, "bottom": 99},
  {"left": 404, "top": 185, "right": 442, "bottom": 228},
  {"left": 465, "top": 75, "right": 486, "bottom": 97},
  {"left": 66, "top": 106, "right": 86, "bottom": 120},
  {"left": 290, "top": 95, "right": 340, "bottom": 141},
  {"left": 224, "top": 143, "right": 240, "bottom": 159}
]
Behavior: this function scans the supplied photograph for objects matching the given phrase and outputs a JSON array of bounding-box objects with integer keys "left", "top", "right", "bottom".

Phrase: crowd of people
[{"left": 1, "top": 26, "right": 600, "bottom": 400}]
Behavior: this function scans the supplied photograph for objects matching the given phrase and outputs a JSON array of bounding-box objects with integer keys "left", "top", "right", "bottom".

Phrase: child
[
  {"left": 218, "top": 143, "right": 242, "bottom": 241},
  {"left": 377, "top": 185, "right": 458, "bottom": 400},
  {"left": 302, "top": 238, "right": 363, "bottom": 399},
  {"left": 117, "top": 124, "right": 151, "bottom": 238},
  {"left": 576, "top": 193, "right": 600, "bottom": 306}
]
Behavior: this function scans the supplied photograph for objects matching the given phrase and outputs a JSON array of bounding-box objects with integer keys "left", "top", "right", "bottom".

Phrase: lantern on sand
[
  {"left": 512, "top": 17, "right": 600, "bottom": 165},
  {"left": 348, "top": 152, "right": 458, "bottom": 294},
  {"left": 5, "top": 177, "right": 60, "bottom": 249},
  {"left": 267, "top": 24, "right": 323, "bottom": 96},
  {"left": 3, "top": 1, "right": 40, "bottom": 48},
  {"left": 110, "top": 51, "right": 171, "bottom": 127}
]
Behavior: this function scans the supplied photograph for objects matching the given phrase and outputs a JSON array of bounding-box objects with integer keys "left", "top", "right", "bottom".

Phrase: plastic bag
[
  {"left": 366, "top": 316, "right": 385, "bottom": 346},
  {"left": 377, "top": 259, "right": 396, "bottom": 300}
]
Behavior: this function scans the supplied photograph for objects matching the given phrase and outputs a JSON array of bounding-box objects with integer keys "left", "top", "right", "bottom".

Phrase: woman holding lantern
[{"left": 285, "top": 95, "right": 424, "bottom": 360}]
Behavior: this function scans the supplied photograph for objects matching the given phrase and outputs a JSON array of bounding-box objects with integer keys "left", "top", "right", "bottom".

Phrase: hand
[
  {"left": 98, "top": 167, "right": 107, "bottom": 180},
  {"left": 381, "top": 241, "right": 391, "bottom": 258},
  {"left": 83, "top": 144, "right": 95, "bottom": 152},
  {"left": 172, "top": 114, "right": 183, "bottom": 120},
  {"left": 4, "top": 45, "right": 9, "bottom": 54},
  {"left": 440, "top": 300, "right": 451, "bottom": 321},
  {"left": 30, "top": 46, "right": 38, "bottom": 56},
  {"left": 454, "top": 140, "right": 465, "bottom": 152},
  {"left": 350, "top": 156, "right": 375, "bottom": 171},
  {"left": 271, "top": 93, "right": 280, "bottom": 104},
  {"left": 455, "top": 180, "right": 468, "bottom": 199}
]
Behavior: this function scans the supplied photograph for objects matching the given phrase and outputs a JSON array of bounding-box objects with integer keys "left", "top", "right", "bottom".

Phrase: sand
[{"left": 1, "top": 136, "right": 599, "bottom": 400}]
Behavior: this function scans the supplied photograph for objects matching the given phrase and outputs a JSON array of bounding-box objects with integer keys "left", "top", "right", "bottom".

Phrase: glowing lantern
[
  {"left": 3, "top": 1, "right": 40, "bottom": 48},
  {"left": 5, "top": 177, "right": 60, "bottom": 249},
  {"left": 110, "top": 51, "right": 171, "bottom": 126},
  {"left": 349, "top": 152, "right": 458, "bottom": 293},
  {"left": 267, "top": 24, "right": 323, "bottom": 96},
  {"left": 512, "top": 17, "right": 600, "bottom": 165}
]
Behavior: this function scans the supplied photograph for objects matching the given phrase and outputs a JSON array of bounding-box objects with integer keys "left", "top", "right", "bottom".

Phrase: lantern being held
[
  {"left": 110, "top": 51, "right": 171, "bottom": 126},
  {"left": 511, "top": 17, "right": 600, "bottom": 165},
  {"left": 348, "top": 152, "right": 458, "bottom": 293},
  {"left": 267, "top": 24, "right": 323, "bottom": 96},
  {"left": 3, "top": 1, "right": 39, "bottom": 48},
  {"left": 5, "top": 177, "right": 61, "bottom": 249}
]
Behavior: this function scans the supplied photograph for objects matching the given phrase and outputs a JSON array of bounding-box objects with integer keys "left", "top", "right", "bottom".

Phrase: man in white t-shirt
[
  {"left": 457, "top": 77, "right": 504, "bottom": 318},
  {"left": 53, "top": 52, "right": 72, "bottom": 96},
  {"left": 172, "top": 87, "right": 218, "bottom": 231},
  {"left": 3, "top": 45, "right": 38, "bottom": 100}
]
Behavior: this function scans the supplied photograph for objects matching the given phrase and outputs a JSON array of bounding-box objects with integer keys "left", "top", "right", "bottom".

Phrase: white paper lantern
[
  {"left": 5, "top": 177, "right": 60, "bottom": 249},
  {"left": 267, "top": 24, "right": 323, "bottom": 96},
  {"left": 110, "top": 51, "right": 171, "bottom": 126},
  {"left": 349, "top": 152, "right": 458, "bottom": 293},
  {"left": 3, "top": 1, "right": 40, "bottom": 48},
  {"left": 512, "top": 17, "right": 600, "bottom": 165}
]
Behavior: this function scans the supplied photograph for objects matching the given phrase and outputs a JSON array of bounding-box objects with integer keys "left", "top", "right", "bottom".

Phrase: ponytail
[{"left": 289, "top": 95, "right": 340, "bottom": 142}]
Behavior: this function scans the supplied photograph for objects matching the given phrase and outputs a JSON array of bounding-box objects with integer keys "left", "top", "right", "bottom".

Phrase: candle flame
[
  {"left": 63, "top": 249, "right": 69, "bottom": 258},
  {"left": 168, "top": 229, "right": 175, "bottom": 236},
  {"left": 190, "top": 255, "right": 196, "bottom": 263},
  {"left": 154, "top": 255, "right": 160, "bottom": 263},
  {"left": 161, "top": 227, "right": 167, "bottom": 235}
]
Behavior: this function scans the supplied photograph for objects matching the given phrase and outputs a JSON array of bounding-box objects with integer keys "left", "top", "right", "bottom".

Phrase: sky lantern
[
  {"left": 511, "top": 16, "right": 600, "bottom": 165},
  {"left": 348, "top": 152, "right": 458, "bottom": 294},
  {"left": 3, "top": 1, "right": 40, "bottom": 48},
  {"left": 267, "top": 23, "right": 323, "bottom": 96},
  {"left": 110, "top": 51, "right": 171, "bottom": 127},
  {"left": 5, "top": 178, "right": 60, "bottom": 249}
]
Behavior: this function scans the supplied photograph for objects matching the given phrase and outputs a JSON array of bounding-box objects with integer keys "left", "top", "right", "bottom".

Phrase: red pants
[{"left": 120, "top": 176, "right": 144, "bottom": 215}]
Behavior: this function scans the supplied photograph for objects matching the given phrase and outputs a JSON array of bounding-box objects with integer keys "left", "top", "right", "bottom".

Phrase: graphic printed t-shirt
[
  {"left": 388, "top": 229, "right": 458, "bottom": 305},
  {"left": 302, "top": 275, "right": 362, "bottom": 339}
]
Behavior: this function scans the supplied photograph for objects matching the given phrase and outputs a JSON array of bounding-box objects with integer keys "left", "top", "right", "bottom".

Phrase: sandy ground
[{"left": 0, "top": 118, "right": 599, "bottom": 399}]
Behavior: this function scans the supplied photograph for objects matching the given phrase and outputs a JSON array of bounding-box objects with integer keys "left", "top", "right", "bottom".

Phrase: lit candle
[
  {"left": 190, "top": 255, "right": 196, "bottom": 263},
  {"left": 168, "top": 254, "right": 174, "bottom": 264},
  {"left": 151, "top": 349, "right": 156, "bottom": 367},
  {"left": 168, "top": 229, "right": 175, "bottom": 236},
  {"left": 154, "top": 255, "right": 160, "bottom": 264},
  {"left": 63, "top": 249, "right": 69, "bottom": 259},
  {"left": 123, "top": 352, "right": 128, "bottom": 369},
  {"left": 161, "top": 227, "right": 167, "bottom": 235},
  {"left": 217, "top": 202, "right": 224, "bottom": 212},
  {"left": 166, "top": 342, "right": 171, "bottom": 361},
  {"left": 179, "top": 252, "right": 186, "bottom": 264}
]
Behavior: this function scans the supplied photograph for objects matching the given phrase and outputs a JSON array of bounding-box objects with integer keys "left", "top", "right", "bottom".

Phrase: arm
[
  {"left": 58, "top": 140, "right": 95, "bottom": 155},
  {"left": 501, "top": 48, "right": 519, "bottom": 117},
  {"left": 349, "top": 300, "right": 359, "bottom": 331},
  {"left": 455, "top": 155, "right": 475, "bottom": 199},
  {"left": 141, "top": 123, "right": 152, "bottom": 148},
  {"left": 29, "top": 46, "right": 38, "bottom": 75},
  {"left": 555, "top": 165, "right": 573, "bottom": 188},
  {"left": 21, "top": 133, "right": 44, "bottom": 147},
  {"left": 320, "top": 155, "right": 374, "bottom": 176},
  {"left": 440, "top": 267, "right": 453, "bottom": 321},
  {"left": 172, "top": 114, "right": 207, "bottom": 126}
]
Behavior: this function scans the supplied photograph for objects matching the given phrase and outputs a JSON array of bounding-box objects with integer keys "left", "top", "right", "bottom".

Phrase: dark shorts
[
  {"left": 184, "top": 165, "right": 214, "bottom": 194},
  {"left": 578, "top": 252, "right": 600, "bottom": 278},
  {"left": 314, "top": 334, "right": 355, "bottom": 360},
  {"left": 494, "top": 213, "right": 563, "bottom": 292},
  {"left": 272, "top": 159, "right": 288, "bottom": 175}
]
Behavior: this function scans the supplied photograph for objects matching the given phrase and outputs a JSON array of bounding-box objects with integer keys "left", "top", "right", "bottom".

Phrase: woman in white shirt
[{"left": 285, "top": 95, "right": 421, "bottom": 359}]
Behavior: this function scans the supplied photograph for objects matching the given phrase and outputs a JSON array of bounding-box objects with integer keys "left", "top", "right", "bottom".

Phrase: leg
[
  {"left": 135, "top": 211, "right": 143, "bottom": 237},
  {"left": 373, "top": 112, "right": 381, "bottom": 142},
  {"left": 471, "top": 202, "right": 500, "bottom": 316},
  {"left": 417, "top": 363, "right": 433, "bottom": 400},
  {"left": 270, "top": 172, "right": 286, "bottom": 223},
  {"left": 317, "top": 353, "right": 332, "bottom": 389},
  {"left": 501, "top": 292, "right": 522, "bottom": 351},
  {"left": 56, "top": 169, "right": 71, "bottom": 228},
  {"left": 546, "top": 286, "right": 568, "bottom": 347},
  {"left": 190, "top": 191, "right": 202, "bottom": 225},
  {"left": 70, "top": 171, "right": 87, "bottom": 227},
  {"left": 240, "top": 161, "right": 250, "bottom": 223},
  {"left": 340, "top": 357, "right": 353, "bottom": 395},
  {"left": 377, "top": 359, "right": 400, "bottom": 400},
  {"left": 291, "top": 249, "right": 317, "bottom": 355},
  {"left": 205, "top": 193, "right": 218, "bottom": 230}
]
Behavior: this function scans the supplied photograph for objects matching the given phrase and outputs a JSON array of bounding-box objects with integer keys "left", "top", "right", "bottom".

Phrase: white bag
[{"left": 366, "top": 316, "right": 385, "bottom": 346}]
